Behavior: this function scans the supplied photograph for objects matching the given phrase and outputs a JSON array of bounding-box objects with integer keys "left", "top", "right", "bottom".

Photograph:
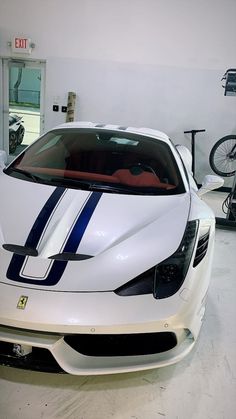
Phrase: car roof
[{"left": 55, "top": 122, "right": 170, "bottom": 144}]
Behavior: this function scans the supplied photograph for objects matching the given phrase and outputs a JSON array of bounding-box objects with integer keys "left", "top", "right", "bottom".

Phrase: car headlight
[{"left": 115, "top": 220, "right": 198, "bottom": 299}]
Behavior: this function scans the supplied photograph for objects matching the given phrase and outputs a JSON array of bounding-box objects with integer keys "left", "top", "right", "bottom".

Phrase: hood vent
[
  {"left": 49, "top": 253, "right": 93, "bottom": 261},
  {"left": 2, "top": 244, "right": 38, "bottom": 257},
  {"left": 2, "top": 244, "right": 93, "bottom": 261}
]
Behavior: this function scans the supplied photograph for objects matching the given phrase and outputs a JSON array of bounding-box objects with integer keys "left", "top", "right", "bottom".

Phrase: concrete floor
[{"left": 0, "top": 192, "right": 235, "bottom": 419}]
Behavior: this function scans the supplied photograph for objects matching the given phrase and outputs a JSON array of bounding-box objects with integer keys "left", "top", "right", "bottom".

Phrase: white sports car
[{"left": 0, "top": 122, "right": 223, "bottom": 375}]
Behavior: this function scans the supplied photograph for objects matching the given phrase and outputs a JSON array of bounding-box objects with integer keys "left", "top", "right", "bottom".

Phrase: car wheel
[
  {"left": 17, "top": 126, "right": 25, "bottom": 145},
  {"left": 9, "top": 131, "right": 17, "bottom": 154}
]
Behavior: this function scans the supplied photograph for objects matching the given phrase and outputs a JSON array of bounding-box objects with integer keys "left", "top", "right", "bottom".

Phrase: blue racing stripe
[
  {"left": 6, "top": 190, "right": 102, "bottom": 286},
  {"left": 63, "top": 192, "right": 102, "bottom": 254},
  {"left": 6, "top": 186, "right": 66, "bottom": 284},
  {"left": 26, "top": 187, "right": 66, "bottom": 248}
]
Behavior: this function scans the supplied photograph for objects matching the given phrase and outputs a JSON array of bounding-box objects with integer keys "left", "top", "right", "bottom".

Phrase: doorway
[{"left": 1, "top": 58, "right": 45, "bottom": 158}]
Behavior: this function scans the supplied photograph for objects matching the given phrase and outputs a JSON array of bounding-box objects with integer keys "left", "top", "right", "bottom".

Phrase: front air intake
[{"left": 64, "top": 332, "right": 177, "bottom": 356}]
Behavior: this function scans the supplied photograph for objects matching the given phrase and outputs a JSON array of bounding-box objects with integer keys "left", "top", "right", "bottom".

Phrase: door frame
[{"left": 0, "top": 57, "right": 46, "bottom": 158}]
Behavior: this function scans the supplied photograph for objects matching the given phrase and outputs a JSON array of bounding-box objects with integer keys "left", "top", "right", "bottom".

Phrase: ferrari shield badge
[{"left": 17, "top": 296, "right": 28, "bottom": 310}]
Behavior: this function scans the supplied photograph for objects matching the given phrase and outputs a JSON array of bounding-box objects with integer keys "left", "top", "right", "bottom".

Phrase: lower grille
[
  {"left": 0, "top": 341, "right": 63, "bottom": 373},
  {"left": 64, "top": 332, "right": 177, "bottom": 356}
]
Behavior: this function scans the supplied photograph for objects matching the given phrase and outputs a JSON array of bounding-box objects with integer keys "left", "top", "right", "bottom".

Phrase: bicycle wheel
[{"left": 209, "top": 135, "right": 236, "bottom": 177}]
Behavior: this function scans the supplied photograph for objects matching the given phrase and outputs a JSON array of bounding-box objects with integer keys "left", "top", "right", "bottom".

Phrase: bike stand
[
  {"left": 184, "top": 129, "right": 236, "bottom": 229},
  {"left": 216, "top": 171, "right": 236, "bottom": 229},
  {"left": 184, "top": 129, "right": 206, "bottom": 178}
]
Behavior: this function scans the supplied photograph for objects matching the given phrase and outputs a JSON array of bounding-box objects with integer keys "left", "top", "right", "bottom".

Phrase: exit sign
[{"left": 12, "top": 37, "right": 32, "bottom": 54}]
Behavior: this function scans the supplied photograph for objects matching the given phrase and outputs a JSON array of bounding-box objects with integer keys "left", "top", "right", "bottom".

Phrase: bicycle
[
  {"left": 208, "top": 69, "right": 236, "bottom": 223},
  {"left": 209, "top": 134, "right": 236, "bottom": 177},
  {"left": 209, "top": 135, "right": 236, "bottom": 221},
  {"left": 209, "top": 68, "right": 236, "bottom": 177}
]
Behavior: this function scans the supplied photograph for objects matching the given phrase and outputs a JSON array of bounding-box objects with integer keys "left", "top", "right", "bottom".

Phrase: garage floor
[{"left": 0, "top": 192, "right": 235, "bottom": 419}]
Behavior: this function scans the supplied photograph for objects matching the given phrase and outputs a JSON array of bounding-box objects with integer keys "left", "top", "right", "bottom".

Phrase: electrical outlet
[
  {"left": 61, "top": 106, "right": 67, "bottom": 113},
  {"left": 53, "top": 105, "right": 59, "bottom": 112}
]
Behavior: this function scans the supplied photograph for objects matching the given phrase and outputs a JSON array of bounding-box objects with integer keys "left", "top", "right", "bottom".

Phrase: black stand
[
  {"left": 216, "top": 171, "right": 236, "bottom": 229},
  {"left": 227, "top": 172, "right": 236, "bottom": 221},
  {"left": 184, "top": 129, "right": 206, "bottom": 177}
]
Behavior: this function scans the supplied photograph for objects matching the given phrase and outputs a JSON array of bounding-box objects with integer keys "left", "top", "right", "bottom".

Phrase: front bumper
[
  {"left": 0, "top": 259, "right": 207, "bottom": 375},
  {"left": 0, "top": 324, "right": 195, "bottom": 375}
]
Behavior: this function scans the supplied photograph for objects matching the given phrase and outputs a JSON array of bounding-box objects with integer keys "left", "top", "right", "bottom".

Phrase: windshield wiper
[
  {"left": 50, "top": 178, "right": 142, "bottom": 194},
  {"left": 7, "top": 167, "right": 42, "bottom": 183},
  {"left": 50, "top": 177, "right": 92, "bottom": 190},
  {"left": 89, "top": 184, "right": 143, "bottom": 195}
]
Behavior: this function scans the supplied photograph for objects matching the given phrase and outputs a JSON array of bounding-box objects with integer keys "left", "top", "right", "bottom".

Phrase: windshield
[{"left": 4, "top": 128, "right": 185, "bottom": 195}]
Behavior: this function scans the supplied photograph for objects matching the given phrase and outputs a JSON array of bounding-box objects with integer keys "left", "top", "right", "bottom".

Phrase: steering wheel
[{"left": 128, "top": 163, "right": 158, "bottom": 177}]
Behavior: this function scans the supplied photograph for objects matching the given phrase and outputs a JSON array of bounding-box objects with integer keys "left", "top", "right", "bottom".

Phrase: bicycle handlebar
[{"left": 184, "top": 129, "right": 206, "bottom": 134}]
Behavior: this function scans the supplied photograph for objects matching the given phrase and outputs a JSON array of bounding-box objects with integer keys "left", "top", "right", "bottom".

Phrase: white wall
[{"left": 1, "top": 0, "right": 236, "bottom": 183}]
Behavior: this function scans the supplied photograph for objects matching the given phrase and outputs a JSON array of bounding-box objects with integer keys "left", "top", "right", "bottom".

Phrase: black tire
[
  {"left": 209, "top": 135, "right": 236, "bottom": 177},
  {"left": 17, "top": 125, "right": 25, "bottom": 144},
  {"left": 9, "top": 131, "right": 17, "bottom": 154}
]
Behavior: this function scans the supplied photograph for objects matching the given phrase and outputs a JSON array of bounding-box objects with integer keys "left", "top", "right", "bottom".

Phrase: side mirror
[
  {"left": 176, "top": 145, "right": 193, "bottom": 174},
  {"left": 0, "top": 150, "right": 7, "bottom": 169},
  {"left": 197, "top": 175, "right": 224, "bottom": 196}
]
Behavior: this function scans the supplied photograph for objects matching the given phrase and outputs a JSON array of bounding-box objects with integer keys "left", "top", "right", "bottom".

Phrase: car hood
[{"left": 0, "top": 175, "right": 190, "bottom": 291}]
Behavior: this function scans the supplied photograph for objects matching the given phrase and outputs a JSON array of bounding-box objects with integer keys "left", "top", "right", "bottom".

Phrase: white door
[{"left": 1, "top": 58, "right": 45, "bottom": 158}]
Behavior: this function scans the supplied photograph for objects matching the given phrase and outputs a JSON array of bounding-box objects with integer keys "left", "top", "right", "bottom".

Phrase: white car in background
[
  {"left": 9, "top": 113, "right": 25, "bottom": 154},
  {"left": 0, "top": 122, "right": 223, "bottom": 375}
]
